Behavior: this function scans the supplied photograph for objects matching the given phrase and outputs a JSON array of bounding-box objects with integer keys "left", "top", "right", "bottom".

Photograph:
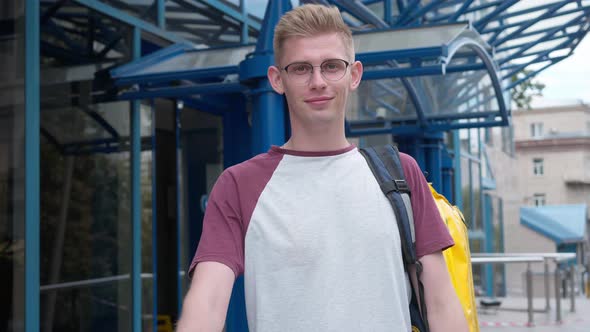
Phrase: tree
[{"left": 511, "top": 70, "right": 546, "bottom": 109}]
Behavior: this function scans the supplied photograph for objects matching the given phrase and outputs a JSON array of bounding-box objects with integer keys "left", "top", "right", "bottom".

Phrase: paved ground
[{"left": 477, "top": 296, "right": 590, "bottom": 331}]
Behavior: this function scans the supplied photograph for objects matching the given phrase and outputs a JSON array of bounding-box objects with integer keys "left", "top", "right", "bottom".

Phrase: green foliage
[{"left": 511, "top": 70, "right": 546, "bottom": 109}]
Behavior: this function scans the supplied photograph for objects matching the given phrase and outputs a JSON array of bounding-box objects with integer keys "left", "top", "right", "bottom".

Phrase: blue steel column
[
  {"left": 441, "top": 147, "right": 453, "bottom": 200},
  {"left": 25, "top": 0, "right": 40, "bottom": 330},
  {"left": 424, "top": 134, "right": 443, "bottom": 194},
  {"left": 453, "top": 131, "right": 463, "bottom": 210},
  {"left": 239, "top": 0, "right": 292, "bottom": 154},
  {"left": 131, "top": 27, "right": 142, "bottom": 332},
  {"left": 157, "top": 0, "right": 165, "bottom": 28},
  {"left": 240, "top": 0, "right": 249, "bottom": 43},
  {"left": 483, "top": 194, "right": 495, "bottom": 296}
]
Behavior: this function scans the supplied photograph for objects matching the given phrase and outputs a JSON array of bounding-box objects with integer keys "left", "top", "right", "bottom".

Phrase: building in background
[{"left": 490, "top": 102, "right": 590, "bottom": 296}]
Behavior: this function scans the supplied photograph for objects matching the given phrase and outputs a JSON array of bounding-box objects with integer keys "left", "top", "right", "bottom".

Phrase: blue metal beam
[
  {"left": 347, "top": 117, "right": 507, "bottom": 137},
  {"left": 448, "top": 0, "right": 476, "bottom": 22},
  {"left": 490, "top": 2, "right": 566, "bottom": 46},
  {"left": 384, "top": 0, "right": 393, "bottom": 25},
  {"left": 362, "top": 64, "right": 444, "bottom": 79},
  {"left": 481, "top": 5, "right": 590, "bottom": 35},
  {"left": 396, "top": 0, "right": 420, "bottom": 25},
  {"left": 496, "top": 21, "right": 584, "bottom": 53},
  {"left": 157, "top": 0, "right": 165, "bottom": 28},
  {"left": 397, "top": 0, "right": 446, "bottom": 26},
  {"left": 119, "top": 82, "right": 245, "bottom": 100},
  {"left": 25, "top": 0, "right": 40, "bottom": 331},
  {"left": 333, "top": 0, "right": 390, "bottom": 28},
  {"left": 72, "top": 0, "right": 188, "bottom": 44},
  {"left": 201, "top": 0, "right": 261, "bottom": 31},
  {"left": 131, "top": 26, "right": 142, "bottom": 332},
  {"left": 240, "top": 0, "right": 248, "bottom": 43},
  {"left": 428, "top": 0, "right": 503, "bottom": 23},
  {"left": 504, "top": 57, "right": 566, "bottom": 90},
  {"left": 474, "top": 0, "right": 518, "bottom": 32}
]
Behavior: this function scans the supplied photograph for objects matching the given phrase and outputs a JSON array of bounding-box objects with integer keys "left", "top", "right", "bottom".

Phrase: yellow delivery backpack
[
  {"left": 360, "top": 145, "right": 480, "bottom": 332},
  {"left": 429, "top": 184, "right": 480, "bottom": 332}
]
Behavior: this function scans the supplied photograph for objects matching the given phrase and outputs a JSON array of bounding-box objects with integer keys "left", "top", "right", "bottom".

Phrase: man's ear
[
  {"left": 267, "top": 66, "right": 284, "bottom": 95},
  {"left": 349, "top": 61, "right": 363, "bottom": 91}
]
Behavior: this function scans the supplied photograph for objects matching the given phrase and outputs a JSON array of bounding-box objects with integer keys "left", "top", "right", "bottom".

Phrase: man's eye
[
  {"left": 323, "top": 62, "right": 342, "bottom": 72},
  {"left": 292, "top": 65, "right": 310, "bottom": 74}
]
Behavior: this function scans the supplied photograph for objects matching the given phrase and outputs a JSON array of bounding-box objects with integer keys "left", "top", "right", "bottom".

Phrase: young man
[{"left": 177, "top": 4, "right": 468, "bottom": 332}]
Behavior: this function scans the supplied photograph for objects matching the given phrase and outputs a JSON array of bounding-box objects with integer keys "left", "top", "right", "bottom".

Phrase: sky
[{"left": 533, "top": 34, "right": 590, "bottom": 106}]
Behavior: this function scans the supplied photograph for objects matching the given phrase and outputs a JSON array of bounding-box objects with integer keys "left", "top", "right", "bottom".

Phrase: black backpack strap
[
  {"left": 359, "top": 145, "right": 430, "bottom": 332},
  {"left": 358, "top": 145, "right": 416, "bottom": 265}
]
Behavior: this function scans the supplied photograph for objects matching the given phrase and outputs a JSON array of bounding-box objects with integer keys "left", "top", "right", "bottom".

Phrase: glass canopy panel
[
  {"left": 41, "top": 101, "right": 151, "bottom": 145},
  {"left": 348, "top": 42, "right": 502, "bottom": 125},
  {"left": 127, "top": 45, "right": 255, "bottom": 77},
  {"left": 347, "top": 77, "right": 418, "bottom": 122},
  {"left": 353, "top": 23, "right": 468, "bottom": 53},
  {"left": 412, "top": 45, "right": 500, "bottom": 119}
]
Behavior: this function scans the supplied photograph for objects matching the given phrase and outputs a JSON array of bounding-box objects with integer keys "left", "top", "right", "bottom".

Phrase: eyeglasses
[{"left": 281, "top": 59, "right": 350, "bottom": 85}]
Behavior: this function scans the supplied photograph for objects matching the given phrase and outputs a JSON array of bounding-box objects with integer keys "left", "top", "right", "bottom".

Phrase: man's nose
[{"left": 308, "top": 68, "right": 327, "bottom": 89}]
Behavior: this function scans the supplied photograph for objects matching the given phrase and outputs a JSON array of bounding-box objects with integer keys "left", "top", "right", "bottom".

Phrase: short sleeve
[
  {"left": 400, "top": 153, "right": 454, "bottom": 258},
  {"left": 188, "top": 170, "right": 244, "bottom": 278}
]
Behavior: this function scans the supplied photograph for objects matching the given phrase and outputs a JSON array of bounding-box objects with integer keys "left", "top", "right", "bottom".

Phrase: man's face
[{"left": 268, "top": 33, "right": 363, "bottom": 131}]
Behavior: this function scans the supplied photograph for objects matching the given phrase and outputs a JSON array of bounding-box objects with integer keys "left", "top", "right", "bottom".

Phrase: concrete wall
[{"left": 487, "top": 103, "right": 590, "bottom": 296}]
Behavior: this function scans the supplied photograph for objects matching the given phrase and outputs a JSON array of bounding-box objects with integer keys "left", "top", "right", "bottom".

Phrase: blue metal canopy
[
  {"left": 109, "top": 21, "right": 508, "bottom": 133},
  {"left": 520, "top": 204, "right": 588, "bottom": 245},
  {"left": 324, "top": 0, "right": 590, "bottom": 90}
]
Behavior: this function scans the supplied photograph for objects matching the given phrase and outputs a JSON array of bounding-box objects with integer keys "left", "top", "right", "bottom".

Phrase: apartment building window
[
  {"left": 533, "top": 158, "right": 544, "bottom": 176},
  {"left": 533, "top": 194, "right": 546, "bottom": 206},
  {"left": 531, "top": 122, "right": 543, "bottom": 138}
]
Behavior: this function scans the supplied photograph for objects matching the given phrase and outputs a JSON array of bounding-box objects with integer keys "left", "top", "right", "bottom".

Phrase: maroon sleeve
[
  {"left": 188, "top": 170, "right": 244, "bottom": 278},
  {"left": 400, "top": 153, "right": 454, "bottom": 258}
]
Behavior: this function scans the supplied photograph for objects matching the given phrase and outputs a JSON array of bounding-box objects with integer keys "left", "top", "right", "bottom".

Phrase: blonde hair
[{"left": 273, "top": 4, "right": 354, "bottom": 65}]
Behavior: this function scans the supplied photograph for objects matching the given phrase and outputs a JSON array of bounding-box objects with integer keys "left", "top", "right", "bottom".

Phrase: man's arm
[
  {"left": 419, "top": 251, "right": 469, "bottom": 332},
  {"left": 176, "top": 262, "right": 235, "bottom": 332}
]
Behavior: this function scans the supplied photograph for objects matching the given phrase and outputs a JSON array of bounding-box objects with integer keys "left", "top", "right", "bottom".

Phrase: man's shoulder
[
  {"left": 398, "top": 151, "right": 421, "bottom": 177},
  {"left": 218, "top": 150, "right": 284, "bottom": 186}
]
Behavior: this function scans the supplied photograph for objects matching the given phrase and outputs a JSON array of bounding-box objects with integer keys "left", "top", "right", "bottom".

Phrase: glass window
[
  {"left": 0, "top": 1, "right": 25, "bottom": 330},
  {"left": 533, "top": 158, "right": 544, "bottom": 176},
  {"left": 38, "top": 6, "right": 143, "bottom": 330},
  {"left": 533, "top": 193, "right": 546, "bottom": 206},
  {"left": 530, "top": 122, "right": 543, "bottom": 138}
]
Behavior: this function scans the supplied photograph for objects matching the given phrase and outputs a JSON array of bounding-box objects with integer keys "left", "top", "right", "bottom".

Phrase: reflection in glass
[
  {"left": 40, "top": 134, "right": 132, "bottom": 331},
  {"left": 0, "top": 0, "right": 25, "bottom": 330}
]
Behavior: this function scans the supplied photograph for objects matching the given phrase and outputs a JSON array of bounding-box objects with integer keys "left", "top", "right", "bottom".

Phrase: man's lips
[{"left": 305, "top": 96, "right": 334, "bottom": 104}]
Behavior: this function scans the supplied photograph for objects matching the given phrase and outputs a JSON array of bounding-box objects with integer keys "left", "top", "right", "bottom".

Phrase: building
[
  {"left": 493, "top": 103, "right": 590, "bottom": 296},
  {"left": 2, "top": 1, "right": 590, "bottom": 331}
]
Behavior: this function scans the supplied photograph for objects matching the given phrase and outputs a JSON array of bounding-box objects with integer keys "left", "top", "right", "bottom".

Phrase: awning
[
  {"left": 109, "top": 22, "right": 508, "bottom": 133},
  {"left": 520, "top": 204, "right": 588, "bottom": 245}
]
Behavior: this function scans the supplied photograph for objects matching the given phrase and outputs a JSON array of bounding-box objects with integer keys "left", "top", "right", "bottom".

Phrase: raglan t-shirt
[{"left": 189, "top": 145, "right": 453, "bottom": 332}]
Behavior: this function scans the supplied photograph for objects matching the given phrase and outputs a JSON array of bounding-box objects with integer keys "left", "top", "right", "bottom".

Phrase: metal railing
[{"left": 472, "top": 252, "right": 577, "bottom": 326}]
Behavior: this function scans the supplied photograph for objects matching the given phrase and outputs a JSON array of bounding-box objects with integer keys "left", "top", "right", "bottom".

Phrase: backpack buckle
[
  {"left": 394, "top": 179, "right": 409, "bottom": 192},
  {"left": 380, "top": 179, "right": 410, "bottom": 195}
]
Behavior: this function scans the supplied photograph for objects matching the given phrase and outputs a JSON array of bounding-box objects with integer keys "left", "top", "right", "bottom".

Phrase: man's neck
[{"left": 283, "top": 125, "right": 350, "bottom": 152}]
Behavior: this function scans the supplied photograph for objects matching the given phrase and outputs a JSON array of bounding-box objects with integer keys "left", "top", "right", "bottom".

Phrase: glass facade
[{"left": 0, "top": 1, "right": 25, "bottom": 330}]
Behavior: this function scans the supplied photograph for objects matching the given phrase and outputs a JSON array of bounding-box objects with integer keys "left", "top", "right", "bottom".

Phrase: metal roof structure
[{"left": 37, "top": 0, "right": 590, "bottom": 153}]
